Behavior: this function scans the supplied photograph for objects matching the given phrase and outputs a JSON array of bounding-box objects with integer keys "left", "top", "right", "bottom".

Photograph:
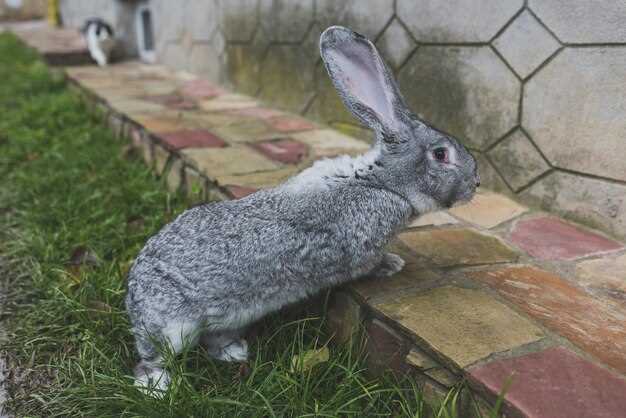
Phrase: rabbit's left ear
[{"left": 320, "top": 26, "right": 407, "bottom": 134}]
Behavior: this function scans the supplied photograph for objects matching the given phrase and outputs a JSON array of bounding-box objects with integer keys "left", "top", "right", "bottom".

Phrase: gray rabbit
[{"left": 126, "top": 26, "right": 480, "bottom": 394}]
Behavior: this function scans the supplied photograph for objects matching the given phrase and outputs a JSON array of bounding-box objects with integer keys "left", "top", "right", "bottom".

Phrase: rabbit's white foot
[
  {"left": 134, "top": 361, "right": 170, "bottom": 398},
  {"left": 372, "top": 253, "right": 405, "bottom": 278},
  {"left": 202, "top": 333, "right": 249, "bottom": 362}
]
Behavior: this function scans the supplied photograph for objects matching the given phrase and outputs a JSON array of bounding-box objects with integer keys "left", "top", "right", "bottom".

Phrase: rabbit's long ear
[{"left": 320, "top": 26, "right": 406, "bottom": 134}]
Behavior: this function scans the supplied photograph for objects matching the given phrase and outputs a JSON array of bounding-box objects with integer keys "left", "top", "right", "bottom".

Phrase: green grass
[{"left": 0, "top": 33, "right": 499, "bottom": 417}]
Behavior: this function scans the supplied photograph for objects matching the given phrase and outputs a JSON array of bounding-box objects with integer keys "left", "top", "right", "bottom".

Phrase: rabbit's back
[{"left": 127, "top": 184, "right": 412, "bottom": 326}]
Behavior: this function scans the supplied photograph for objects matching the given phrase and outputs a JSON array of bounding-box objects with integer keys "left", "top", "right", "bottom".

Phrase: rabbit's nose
[{"left": 475, "top": 173, "right": 481, "bottom": 188}]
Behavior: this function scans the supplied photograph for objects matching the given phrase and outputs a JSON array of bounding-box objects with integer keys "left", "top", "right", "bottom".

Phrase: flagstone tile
[
  {"left": 159, "top": 129, "right": 227, "bottom": 150},
  {"left": 250, "top": 138, "right": 308, "bottom": 164},
  {"left": 408, "top": 211, "right": 459, "bottom": 228},
  {"left": 509, "top": 216, "right": 623, "bottom": 260},
  {"left": 449, "top": 191, "right": 527, "bottom": 228},
  {"left": 470, "top": 266, "right": 626, "bottom": 374},
  {"left": 575, "top": 254, "right": 626, "bottom": 303},
  {"left": 372, "top": 286, "right": 544, "bottom": 368},
  {"left": 468, "top": 346, "right": 626, "bottom": 418},
  {"left": 399, "top": 228, "right": 518, "bottom": 267},
  {"left": 182, "top": 145, "right": 281, "bottom": 179},
  {"left": 266, "top": 116, "right": 317, "bottom": 133}
]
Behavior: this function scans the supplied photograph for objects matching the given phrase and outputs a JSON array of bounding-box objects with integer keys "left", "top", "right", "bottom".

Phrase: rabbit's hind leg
[
  {"left": 201, "top": 329, "right": 248, "bottom": 362},
  {"left": 370, "top": 252, "right": 405, "bottom": 278}
]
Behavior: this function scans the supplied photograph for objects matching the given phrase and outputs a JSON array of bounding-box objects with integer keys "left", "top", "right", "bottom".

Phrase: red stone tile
[
  {"left": 225, "top": 185, "right": 257, "bottom": 199},
  {"left": 228, "top": 107, "right": 285, "bottom": 120},
  {"left": 468, "top": 346, "right": 626, "bottom": 418},
  {"left": 470, "top": 266, "right": 626, "bottom": 374},
  {"left": 179, "top": 79, "right": 226, "bottom": 99},
  {"left": 509, "top": 217, "right": 622, "bottom": 260},
  {"left": 143, "top": 94, "right": 198, "bottom": 110},
  {"left": 250, "top": 139, "right": 308, "bottom": 164},
  {"left": 159, "top": 130, "right": 227, "bottom": 150},
  {"left": 266, "top": 116, "right": 317, "bottom": 133}
]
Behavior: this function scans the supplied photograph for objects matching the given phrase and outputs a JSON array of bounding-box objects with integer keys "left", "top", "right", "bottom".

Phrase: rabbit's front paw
[{"left": 372, "top": 253, "right": 405, "bottom": 278}]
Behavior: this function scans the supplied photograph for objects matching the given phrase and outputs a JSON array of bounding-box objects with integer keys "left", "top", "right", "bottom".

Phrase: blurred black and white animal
[
  {"left": 81, "top": 18, "right": 115, "bottom": 67},
  {"left": 126, "top": 26, "right": 480, "bottom": 396}
]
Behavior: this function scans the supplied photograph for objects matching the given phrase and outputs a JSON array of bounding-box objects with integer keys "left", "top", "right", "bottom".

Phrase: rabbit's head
[{"left": 320, "top": 26, "right": 480, "bottom": 212}]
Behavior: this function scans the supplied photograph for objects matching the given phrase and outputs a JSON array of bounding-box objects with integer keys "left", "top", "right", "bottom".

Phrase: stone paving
[{"left": 12, "top": 25, "right": 626, "bottom": 418}]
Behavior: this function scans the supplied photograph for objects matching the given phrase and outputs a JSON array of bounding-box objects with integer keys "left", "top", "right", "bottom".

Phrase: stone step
[{"left": 11, "top": 25, "right": 626, "bottom": 418}]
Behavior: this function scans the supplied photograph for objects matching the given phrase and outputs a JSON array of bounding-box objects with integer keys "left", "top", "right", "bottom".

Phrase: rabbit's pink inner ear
[{"left": 327, "top": 43, "right": 398, "bottom": 130}]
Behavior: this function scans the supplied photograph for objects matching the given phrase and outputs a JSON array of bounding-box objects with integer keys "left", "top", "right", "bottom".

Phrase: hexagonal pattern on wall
[
  {"left": 220, "top": 0, "right": 259, "bottom": 43},
  {"left": 493, "top": 10, "right": 560, "bottom": 79},
  {"left": 316, "top": 0, "right": 394, "bottom": 38},
  {"left": 397, "top": 0, "right": 523, "bottom": 42},
  {"left": 398, "top": 46, "right": 520, "bottom": 150},
  {"left": 375, "top": 18, "right": 416, "bottom": 70},
  {"left": 523, "top": 47, "right": 626, "bottom": 182},
  {"left": 529, "top": 0, "right": 626, "bottom": 44},
  {"left": 259, "top": 0, "right": 314, "bottom": 42}
]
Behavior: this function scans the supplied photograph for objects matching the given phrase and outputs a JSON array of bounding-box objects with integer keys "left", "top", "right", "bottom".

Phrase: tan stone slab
[
  {"left": 217, "top": 167, "right": 298, "bottom": 189},
  {"left": 449, "top": 191, "right": 527, "bottom": 228},
  {"left": 291, "top": 129, "right": 369, "bottom": 157},
  {"left": 576, "top": 254, "right": 626, "bottom": 303},
  {"left": 351, "top": 260, "right": 440, "bottom": 301},
  {"left": 133, "top": 114, "right": 192, "bottom": 134},
  {"left": 183, "top": 111, "right": 249, "bottom": 129},
  {"left": 199, "top": 94, "right": 258, "bottom": 112},
  {"left": 471, "top": 266, "right": 626, "bottom": 374},
  {"left": 406, "top": 347, "right": 439, "bottom": 370},
  {"left": 182, "top": 145, "right": 281, "bottom": 179},
  {"left": 372, "top": 286, "right": 544, "bottom": 368},
  {"left": 211, "top": 121, "right": 283, "bottom": 143},
  {"left": 408, "top": 211, "right": 459, "bottom": 228},
  {"left": 108, "top": 98, "right": 165, "bottom": 115},
  {"left": 399, "top": 228, "right": 518, "bottom": 267}
]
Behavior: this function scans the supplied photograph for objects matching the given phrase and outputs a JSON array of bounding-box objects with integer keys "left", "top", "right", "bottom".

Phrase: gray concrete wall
[{"left": 59, "top": 0, "right": 626, "bottom": 241}]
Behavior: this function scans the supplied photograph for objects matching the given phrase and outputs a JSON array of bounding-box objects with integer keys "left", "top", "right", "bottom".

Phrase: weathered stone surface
[
  {"left": 365, "top": 319, "right": 410, "bottom": 376},
  {"left": 224, "top": 185, "right": 258, "bottom": 199},
  {"left": 316, "top": 0, "right": 394, "bottom": 38},
  {"left": 225, "top": 27, "right": 270, "bottom": 96},
  {"left": 424, "top": 367, "right": 460, "bottom": 388},
  {"left": 189, "top": 43, "right": 225, "bottom": 84},
  {"left": 179, "top": 79, "right": 226, "bottom": 100},
  {"left": 575, "top": 254, "right": 626, "bottom": 304},
  {"left": 159, "top": 41, "right": 190, "bottom": 72},
  {"left": 266, "top": 116, "right": 316, "bottom": 133},
  {"left": 199, "top": 94, "right": 258, "bottom": 112},
  {"left": 399, "top": 228, "right": 518, "bottom": 267},
  {"left": 408, "top": 211, "right": 458, "bottom": 228},
  {"left": 326, "top": 291, "right": 362, "bottom": 344},
  {"left": 143, "top": 94, "right": 198, "bottom": 111},
  {"left": 469, "top": 346, "right": 626, "bottom": 418},
  {"left": 229, "top": 107, "right": 285, "bottom": 120},
  {"left": 220, "top": 0, "right": 259, "bottom": 42},
  {"left": 520, "top": 171, "right": 626, "bottom": 241},
  {"left": 351, "top": 259, "right": 440, "bottom": 302},
  {"left": 449, "top": 191, "right": 527, "bottom": 229},
  {"left": 291, "top": 129, "right": 369, "bottom": 158},
  {"left": 211, "top": 120, "right": 282, "bottom": 143},
  {"left": 493, "top": 10, "right": 560, "bottom": 79},
  {"left": 159, "top": 130, "right": 227, "bottom": 150},
  {"left": 259, "top": 44, "right": 315, "bottom": 112},
  {"left": 474, "top": 153, "right": 511, "bottom": 195},
  {"left": 182, "top": 145, "right": 280, "bottom": 179},
  {"left": 523, "top": 47, "right": 626, "bottom": 181},
  {"left": 259, "top": 0, "right": 314, "bottom": 42},
  {"left": 250, "top": 139, "right": 308, "bottom": 164},
  {"left": 406, "top": 347, "right": 439, "bottom": 371},
  {"left": 487, "top": 130, "right": 550, "bottom": 191},
  {"left": 397, "top": 0, "right": 523, "bottom": 42},
  {"left": 373, "top": 286, "right": 544, "bottom": 368},
  {"left": 398, "top": 47, "right": 520, "bottom": 150},
  {"left": 529, "top": 0, "right": 626, "bottom": 43},
  {"left": 153, "top": 144, "right": 171, "bottom": 175},
  {"left": 185, "top": 0, "right": 219, "bottom": 41},
  {"left": 509, "top": 217, "right": 623, "bottom": 260},
  {"left": 166, "top": 157, "right": 184, "bottom": 193},
  {"left": 472, "top": 266, "right": 626, "bottom": 374},
  {"left": 108, "top": 98, "right": 164, "bottom": 115},
  {"left": 375, "top": 18, "right": 415, "bottom": 69}
]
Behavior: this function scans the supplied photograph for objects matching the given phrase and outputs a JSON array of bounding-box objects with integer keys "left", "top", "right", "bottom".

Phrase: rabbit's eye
[{"left": 433, "top": 147, "right": 449, "bottom": 163}]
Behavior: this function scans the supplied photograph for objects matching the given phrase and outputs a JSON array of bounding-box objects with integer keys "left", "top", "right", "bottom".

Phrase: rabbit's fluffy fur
[{"left": 126, "top": 26, "right": 480, "bottom": 394}]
